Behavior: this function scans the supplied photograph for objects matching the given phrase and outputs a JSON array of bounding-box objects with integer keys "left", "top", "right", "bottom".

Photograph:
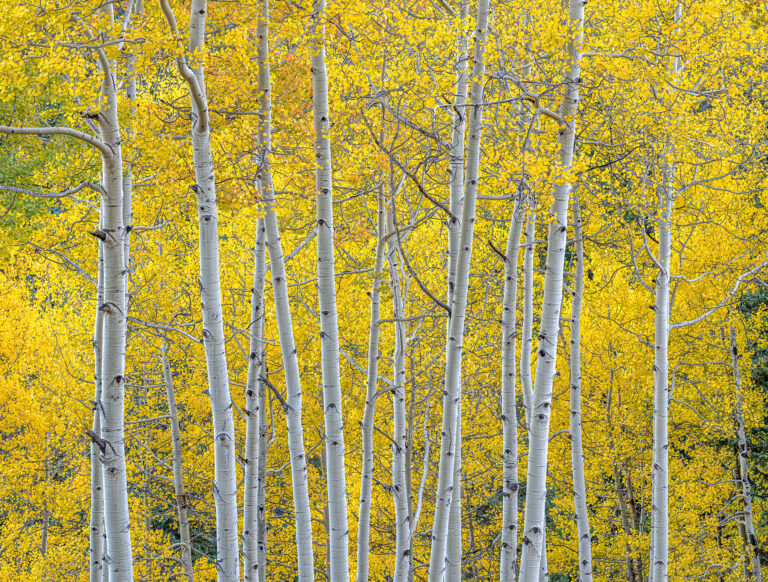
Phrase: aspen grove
[{"left": 2, "top": 0, "right": 768, "bottom": 580}]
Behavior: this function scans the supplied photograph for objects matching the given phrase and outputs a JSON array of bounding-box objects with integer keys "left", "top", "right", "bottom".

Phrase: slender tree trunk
[
  {"left": 730, "top": 326, "right": 761, "bottom": 582},
  {"left": 356, "top": 184, "right": 387, "bottom": 582},
  {"left": 500, "top": 200, "right": 525, "bottom": 582},
  {"left": 177, "top": 2, "right": 241, "bottom": 578},
  {"left": 650, "top": 7, "right": 681, "bottom": 579},
  {"left": 161, "top": 344, "right": 194, "bottom": 582},
  {"left": 428, "top": 1, "right": 491, "bottom": 578},
  {"left": 446, "top": 5, "right": 470, "bottom": 578},
  {"left": 244, "top": 3, "right": 273, "bottom": 576},
  {"left": 519, "top": 212, "right": 536, "bottom": 426},
  {"left": 309, "top": 1, "right": 349, "bottom": 578},
  {"left": 388, "top": 204, "right": 411, "bottom": 582},
  {"left": 650, "top": 167, "right": 673, "bottom": 582},
  {"left": 257, "top": 378, "right": 269, "bottom": 582},
  {"left": 518, "top": 0, "right": 583, "bottom": 575},
  {"left": 244, "top": 218, "right": 267, "bottom": 581},
  {"left": 569, "top": 196, "right": 592, "bottom": 582},
  {"left": 90, "top": 255, "right": 105, "bottom": 582},
  {"left": 257, "top": 1, "right": 314, "bottom": 574}
]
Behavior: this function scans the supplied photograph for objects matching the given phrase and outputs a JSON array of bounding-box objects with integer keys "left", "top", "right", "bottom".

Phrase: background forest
[{"left": 0, "top": 0, "right": 767, "bottom": 580}]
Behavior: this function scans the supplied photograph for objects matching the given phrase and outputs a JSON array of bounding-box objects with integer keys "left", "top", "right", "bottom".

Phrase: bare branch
[
  {"left": 0, "top": 181, "right": 104, "bottom": 198},
  {"left": 0, "top": 126, "right": 111, "bottom": 157}
]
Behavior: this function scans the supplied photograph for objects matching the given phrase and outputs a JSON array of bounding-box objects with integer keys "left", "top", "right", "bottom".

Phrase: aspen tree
[
  {"left": 518, "top": 0, "right": 584, "bottom": 575},
  {"left": 242, "top": 2, "right": 273, "bottom": 575},
  {"left": 89, "top": 257, "right": 105, "bottom": 582},
  {"left": 91, "top": 37, "right": 133, "bottom": 582},
  {"left": 161, "top": 344, "right": 194, "bottom": 582},
  {"left": 569, "top": 196, "right": 592, "bottom": 581},
  {"left": 256, "top": 1, "right": 315, "bottom": 577},
  {"left": 388, "top": 202, "right": 411, "bottom": 582},
  {"left": 243, "top": 217, "right": 267, "bottom": 581},
  {"left": 310, "top": 0, "right": 350, "bottom": 575},
  {"left": 649, "top": 7, "right": 683, "bottom": 577},
  {"left": 356, "top": 184, "right": 387, "bottom": 582},
  {"left": 730, "top": 325, "right": 761, "bottom": 581},
  {"left": 500, "top": 199, "right": 524, "bottom": 582},
  {"left": 158, "top": 1, "right": 240, "bottom": 577},
  {"left": 446, "top": 4, "right": 470, "bottom": 577},
  {"left": 519, "top": 212, "right": 536, "bottom": 425},
  {"left": 429, "top": 1, "right": 491, "bottom": 578}
]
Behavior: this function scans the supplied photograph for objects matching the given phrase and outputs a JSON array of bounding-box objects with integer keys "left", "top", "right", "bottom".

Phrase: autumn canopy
[{"left": 0, "top": 0, "right": 767, "bottom": 580}]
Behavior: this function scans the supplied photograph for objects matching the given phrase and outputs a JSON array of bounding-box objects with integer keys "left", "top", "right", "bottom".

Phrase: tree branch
[{"left": 0, "top": 126, "right": 111, "bottom": 157}]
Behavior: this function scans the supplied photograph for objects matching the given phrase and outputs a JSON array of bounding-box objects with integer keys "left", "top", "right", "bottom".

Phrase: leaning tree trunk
[
  {"left": 182, "top": 1, "right": 241, "bottom": 576},
  {"left": 257, "top": 1, "right": 315, "bottom": 576},
  {"left": 730, "top": 325, "right": 762, "bottom": 582},
  {"left": 500, "top": 199, "right": 525, "bottom": 582},
  {"left": 569, "top": 196, "right": 592, "bottom": 582},
  {"left": 428, "top": 1, "right": 491, "bottom": 579},
  {"left": 356, "top": 184, "right": 387, "bottom": 582},
  {"left": 309, "top": 1, "right": 349, "bottom": 578},
  {"left": 161, "top": 344, "right": 194, "bottom": 582},
  {"left": 517, "top": 0, "right": 584, "bottom": 576}
]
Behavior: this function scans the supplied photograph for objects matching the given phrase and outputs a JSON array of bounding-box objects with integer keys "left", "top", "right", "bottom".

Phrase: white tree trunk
[
  {"left": 446, "top": 4, "right": 470, "bottom": 577},
  {"left": 96, "top": 57, "right": 133, "bottom": 582},
  {"left": 244, "top": 219, "right": 267, "bottom": 581},
  {"left": 178, "top": 2, "right": 241, "bottom": 578},
  {"left": 519, "top": 212, "right": 536, "bottom": 426},
  {"left": 428, "top": 1, "right": 491, "bottom": 578},
  {"left": 389, "top": 205, "right": 411, "bottom": 582},
  {"left": 518, "top": 0, "right": 583, "bottom": 576},
  {"left": 244, "top": 3, "right": 273, "bottom": 576},
  {"left": 569, "top": 196, "right": 592, "bottom": 582},
  {"left": 309, "top": 1, "right": 350, "bottom": 578},
  {"left": 161, "top": 344, "right": 194, "bottom": 582},
  {"left": 90, "top": 255, "right": 105, "bottom": 582},
  {"left": 730, "top": 326, "right": 762, "bottom": 582},
  {"left": 650, "top": 169, "right": 673, "bottom": 582},
  {"left": 257, "top": 1, "right": 315, "bottom": 573},
  {"left": 356, "top": 185, "right": 387, "bottom": 582},
  {"left": 500, "top": 201, "right": 525, "bottom": 582}
]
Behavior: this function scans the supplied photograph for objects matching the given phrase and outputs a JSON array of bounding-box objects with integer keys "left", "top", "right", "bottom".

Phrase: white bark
[
  {"left": 94, "top": 52, "right": 133, "bottom": 582},
  {"left": 0, "top": 14, "right": 134, "bottom": 582},
  {"left": 310, "top": 0, "right": 349, "bottom": 577},
  {"left": 730, "top": 326, "right": 762, "bottom": 582},
  {"left": 520, "top": 212, "right": 536, "bottom": 426},
  {"left": 167, "top": 1, "right": 241, "bottom": 578},
  {"left": 428, "top": 1, "right": 491, "bottom": 578},
  {"left": 356, "top": 185, "right": 387, "bottom": 582},
  {"left": 500, "top": 201, "right": 525, "bottom": 582},
  {"left": 446, "top": 5, "right": 470, "bottom": 577},
  {"left": 90, "top": 255, "right": 105, "bottom": 582},
  {"left": 161, "top": 344, "right": 194, "bottom": 582},
  {"left": 569, "top": 196, "right": 592, "bottom": 582},
  {"left": 244, "top": 2, "right": 273, "bottom": 576},
  {"left": 389, "top": 205, "right": 411, "bottom": 582},
  {"left": 650, "top": 167, "right": 673, "bottom": 582},
  {"left": 257, "top": 1, "right": 315, "bottom": 574},
  {"left": 244, "top": 219, "right": 267, "bottom": 581},
  {"left": 518, "top": 0, "right": 583, "bottom": 576}
]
